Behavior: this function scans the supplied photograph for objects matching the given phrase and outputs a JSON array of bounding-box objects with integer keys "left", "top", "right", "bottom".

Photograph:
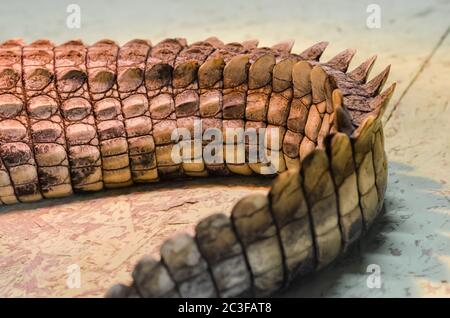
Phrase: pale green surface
[{"left": 0, "top": 0, "right": 448, "bottom": 297}]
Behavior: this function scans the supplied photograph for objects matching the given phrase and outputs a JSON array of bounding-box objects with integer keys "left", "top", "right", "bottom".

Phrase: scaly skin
[{"left": 0, "top": 38, "right": 395, "bottom": 297}]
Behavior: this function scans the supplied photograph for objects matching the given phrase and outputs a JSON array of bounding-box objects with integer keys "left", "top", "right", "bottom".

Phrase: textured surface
[
  {"left": 0, "top": 35, "right": 392, "bottom": 298},
  {"left": 0, "top": 0, "right": 448, "bottom": 295}
]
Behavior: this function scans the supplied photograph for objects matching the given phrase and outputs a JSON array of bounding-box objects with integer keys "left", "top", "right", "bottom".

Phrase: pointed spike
[
  {"left": 61, "top": 39, "right": 85, "bottom": 46},
  {"left": 157, "top": 38, "right": 185, "bottom": 48},
  {"left": 191, "top": 39, "right": 214, "bottom": 47},
  {"left": 271, "top": 39, "right": 295, "bottom": 53},
  {"left": 30, "top": 39, "right": 54, "bottom": 47},
  {"left": 94, "top": 39, "right": 118, "bottom": 46},
  {"left": 363, "top": 65, "right": 391, "bottom": 96},
  {"left": 298, "top": 41, "right": 329, "bottom": 61},
  {"left": 241, "top": 39, "right": 259, "bottom": 50},
  {"left": 370, "top": 82, "right": 396, "bottom": 118},
  {"left": 204, "top": 36, "right": 224, "bottom": 48},
  {"left": 175, "top": 38, "right": 188, "bottom": 47},
  {"left": 332, "top": 89, "right": 355, "bottom": 135},
  {"left": 123, "top": 38, "right": 151, "bottom": 47},
  {"left": 348, "top": 55, "right": 377, "bottom": 84},
  {"left": 326, "top": 48, "right": 356, "bottom": 73},
  {"left": 1, "top": 38, "right": 25, "bottom": 46}
]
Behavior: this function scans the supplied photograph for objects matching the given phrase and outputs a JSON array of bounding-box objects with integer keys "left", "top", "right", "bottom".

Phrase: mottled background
[{"left": 0, "top": 0, "right": 448, "bottom": 297}]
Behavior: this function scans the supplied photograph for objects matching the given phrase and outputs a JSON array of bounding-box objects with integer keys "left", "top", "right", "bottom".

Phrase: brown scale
[
  {"left": 284, "top": 43, "right": 336, "bottom": 165},
  {"left": 0, "top": 40, "right": 42, "bottom": 203},
  {"left": 255, "top": 41, "right": 301, "bottom": 176},
  {"left": 295, "top": 63, "right": 332, "bottom": 162},
  {"left": 200, "top": 40, "right": 261, "bottom": 176},
  {"left": 23, "top": 40, "right": 73, "bottom": 199},
  {"left": 245, "top": 41, "right": 308, "bottom": 176},
  {"left": 198, "top": 40, "right": 261, "bottom": 176},
  {"left": 285, "top": 61, "right": 312, "bottom": 165},
  {"left": 86, "top": 40, "right": 133, "bottom": 188},
  {"left": 172, "top": 41, "right": 216, "bottom": 177},
  {"left": 313, "top": 66, "right": 336, "bottom": 149},
  {"left": 0, "top": 157, "right": 15, "bottom": 204},
  {"left": 293, "top": 60, "right": 329, "bottom": 159},
  {"left": 0, "top": 41, "right": 21, "bottom": 204},
  {"left": 282, "top": 43, "right": 322, "bottom": 170},
  {"left": 217, "top": 40, "right": 255, "bottom": 175},
  {"left": 145, "top": 39, "right": 186, "bottom": 178},
  {"left": 241, "top": 45, "right": 277, "bottom": 176},
  {"left": 55, "top": 40, "right": 103, "bottom": 192},
  {"left": 302, "top": 149, "right": 342, "bottom": 269},
  {"left": 268, "top": 42, "right": 297, "bottom": 144},
  {"left": 197, "top": 38, "right": 242, "bottom": 177},
  {"left": 117, "top": 39, "right": 157, "bottom": 183}
]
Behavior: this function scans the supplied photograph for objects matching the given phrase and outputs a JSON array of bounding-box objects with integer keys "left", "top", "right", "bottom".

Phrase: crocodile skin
[{"left": 0, "top": 37, "right": 395, "bottom": 298}]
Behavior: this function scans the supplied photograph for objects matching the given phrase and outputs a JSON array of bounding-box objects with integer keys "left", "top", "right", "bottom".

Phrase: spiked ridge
[
  {"left": 349, "top": 55, "right": 377, "bottom": 84},
  {"left": 325, "top": 48, "right": 356, "bottom": 73},
  {"left": 0, "top": 38, "right": 395, "bottom": 297},
  {"left": 363, "top": 65, "right": 391, "bottom": 96}
]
